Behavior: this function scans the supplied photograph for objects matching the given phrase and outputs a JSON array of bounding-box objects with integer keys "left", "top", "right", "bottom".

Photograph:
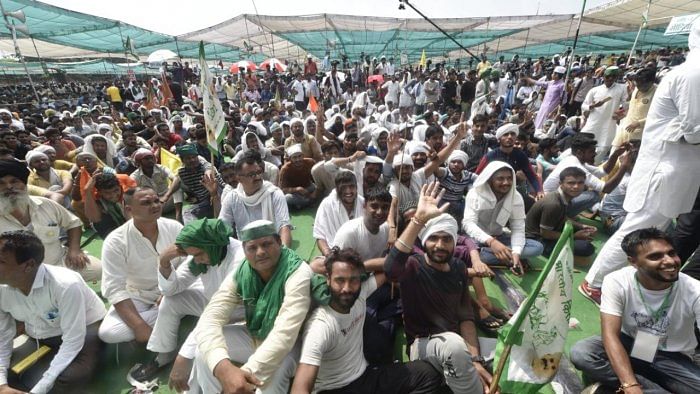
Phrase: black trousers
[
  {"left": 677, "top": 190, "right": 700, "bottom": 280},
  {"left": 319, "top": 360, "right": 445, "bottom": 394},
  {"left": 9, "top": 322, "right": 103, "bottom": 394}
]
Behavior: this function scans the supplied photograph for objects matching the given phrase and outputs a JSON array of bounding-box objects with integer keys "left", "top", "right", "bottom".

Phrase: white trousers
[
  {"left": 97, "top": 299, "right": 159, "bottom": 344},
  {"left": 193, "top": 324, "right": 299, "bottom": 394},
  {"left": 147, "top": 281, "right": 207, "bottom": 358},
  {"left": 586, "top": 188, "right": 672, "bottom": 289}
]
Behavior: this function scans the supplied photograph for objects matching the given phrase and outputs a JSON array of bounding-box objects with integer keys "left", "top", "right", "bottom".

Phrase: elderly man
[
  {"left": 463, "top": 161, "right": 544, "bottom": 273},
  {"left": 98, "top": 187, "right": 184, "bottom": 345},
  {"left": 280, "top": 144, "right": 316, "bottom": 210},
  {"left": 25, "top": 150, "right": 72, "bottom": 207},
  {"left": 0, "top": 159, "right": 101, "bottom": 282},
  {"left": 193, "top": 220, "right": 313, "bottom": 393},
  {"left": 283, "top": 118, "right": 322, "bottom": 161},
  {"left": 385, "top": 182, "right": 494, "bottom": 394},
  {"left": 580, "top": 66, "right": 629, "bottom": 163},
  {"left": 219, "top": 150, "right": 292, "bottom": 247},
  {"left": 0, "top": 231, "right": 106, "bottom": 394},
  {"left": 128, "top": 219, "right": 245, "bottom": 390},
  {"left": 581, "top": 20, "right": 700, "bottom": 306},
  {"left": 129, "top": 148, "right": 182, "bottom": 216}
]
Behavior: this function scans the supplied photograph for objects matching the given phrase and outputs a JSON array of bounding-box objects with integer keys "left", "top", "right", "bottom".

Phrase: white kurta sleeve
[
  {"left": 0, "top": 309, "right": 15, "bottom": 386},
  {"left": 31, "top": 284, "right": 88, "bottom": 394}
]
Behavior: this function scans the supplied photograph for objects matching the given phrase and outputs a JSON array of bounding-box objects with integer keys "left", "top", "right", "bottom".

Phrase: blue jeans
[
  {"left": 566, "top": 190, "right": 600, "bottom": 217},
  {"left": 571, "top": 335, "right": 700, "bottom": 394},
  {"left": 479, "top": 234, "right": 544, "bottom": 265}
]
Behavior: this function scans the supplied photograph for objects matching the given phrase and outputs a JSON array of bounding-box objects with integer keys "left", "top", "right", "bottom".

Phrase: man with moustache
[
  {"left": 571, "top": 228, "right": 700, "bottom": 394},
  {"left": 313, "top": 171, "right": 365, "bottom": 257},
  {"left": 385, "top": 182, "right": 494, "bottom": 394},
  {"left": 0, "top": 159, "right": 101, "bottom": 282},
  {"left": 291, "top": 247, "right": 444, "bottom": 393}
]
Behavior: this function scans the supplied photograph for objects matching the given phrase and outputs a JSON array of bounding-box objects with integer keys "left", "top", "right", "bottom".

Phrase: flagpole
[
  {"left": 490, "top": 344, "right": 513, "bottom": 393},
  {"left": 626, "top": 0, "right": 652, "bottom": 67},
  {"left": 564, "top": 0, "right": 587, "bottom": 84}
]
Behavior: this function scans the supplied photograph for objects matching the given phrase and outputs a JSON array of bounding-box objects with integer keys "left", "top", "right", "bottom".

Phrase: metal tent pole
[{"left": 0, "top": 1, "right": 40, "bottom": 103}]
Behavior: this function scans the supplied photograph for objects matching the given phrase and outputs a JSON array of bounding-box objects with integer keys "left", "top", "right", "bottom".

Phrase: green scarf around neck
[
  {"left": 176, "top": 218, "right": 233, "bottom": 276},
  {"left": 235, "top": 247, "right": 303, "bottom": 340}
]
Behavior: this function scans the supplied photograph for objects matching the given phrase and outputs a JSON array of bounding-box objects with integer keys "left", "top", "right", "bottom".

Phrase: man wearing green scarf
[
  {"left": 194, "top": 220, "right": 313, "bottom": 393},
  {"left": 127, "top": 218, "right": 245, "bottom": 391}
]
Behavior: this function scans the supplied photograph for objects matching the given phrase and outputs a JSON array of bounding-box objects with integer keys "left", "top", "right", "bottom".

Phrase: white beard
[{"left": 0, "top": 192, "right": 30, "bottom": 216}]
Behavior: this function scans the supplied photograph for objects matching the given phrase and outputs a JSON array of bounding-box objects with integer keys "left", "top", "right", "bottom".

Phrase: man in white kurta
[
  {"left": 0, "top": 231, "right": 106, "bottom": 394},
  {"left": 128, "top": 219, "right": 245, "bottom": 388},
  {"left": 580, "top": 66, "right": 628, "bottom": 163},
  {"left": 99, "top": 187, "right": 184, "bottom": 344},
  {"left": 581, "top": 21, "right": 700, "bottom": 303},
  {"left": 313, "top": 171, "right": 365, "bottom": 257}
]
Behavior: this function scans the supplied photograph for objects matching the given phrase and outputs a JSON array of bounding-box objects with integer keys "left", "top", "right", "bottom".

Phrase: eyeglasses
[{"left": 239, "top": 170, "right": 264, "bottom": 179}]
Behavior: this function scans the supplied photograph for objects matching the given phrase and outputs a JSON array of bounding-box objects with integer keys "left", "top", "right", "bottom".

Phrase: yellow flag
[
  {"left": 160, "top": 148, "right": 182, "bottom": 174},
  {"left": 419, "top": 49, "right": 426, "bottom": 68}
]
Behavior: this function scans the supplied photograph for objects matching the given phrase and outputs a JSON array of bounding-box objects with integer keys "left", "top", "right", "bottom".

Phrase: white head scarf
[
  {"left": 495, "top": 123, "right": 519, "bottom": 139},
  {"left": 241, "top": 131, "right": 265, "bottom": 152},
  {"left": 418, "top": 213, "right": 458, "bottom": 246},
  {"left": 83, "top": 134, "right": 118, "bottom": 167},
  {"left": 447, "top": 150, "right": 469, "bottom": 166},
  {"left": 286, "top": 144, "right": 303, "bottom": 157},
  {"left": 25, "top": 150, "right": 48, "bottom": 165},
  {"left": 324, "top": 113, "right": 346, "bottom": 130},
  {"left": 466, "top": 161, "right": 525, "bottom": 227}
]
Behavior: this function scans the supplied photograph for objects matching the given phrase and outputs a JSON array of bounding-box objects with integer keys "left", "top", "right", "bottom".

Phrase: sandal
[
  {"left": 488, "top": 306, "right": 513, "bottom": 323},
  {"left": 475, "top": 315, "right": 503, "bottom": 336}
]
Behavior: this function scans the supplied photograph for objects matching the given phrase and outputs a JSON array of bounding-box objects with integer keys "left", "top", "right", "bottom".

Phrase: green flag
[
  {"left": 198, "top": 41, "right": 228, "bottom": 156},
  {"left": 493, "top": 222, "right": 575, "bottom": 393}
]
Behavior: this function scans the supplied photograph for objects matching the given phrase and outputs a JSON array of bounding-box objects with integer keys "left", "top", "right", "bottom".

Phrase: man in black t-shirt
[{"left": 384, "top": 182, "right": 493, "bottom": 394}]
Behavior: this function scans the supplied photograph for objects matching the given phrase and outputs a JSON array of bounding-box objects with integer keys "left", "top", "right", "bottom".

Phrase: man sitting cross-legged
[
  {"left": 571, "top": 228, "right": 700, "bottom": 394},
  {"left": 385, "top": 182, "right": 496, "bottom": 394},
  {"left": 0, "top": 231, "right": 106, "bottom": 394},
  {"left": 98, "top": 187, "right": 184, "bottom": 345},
  {"left": 291, "top": 247, "right": 444, "bottom": 393},
  {"left": 193, "top": 220, "right": 313, "bottom": 393},
  {"left": 127, "top": 218, "right": 245, "bottom": 391}
]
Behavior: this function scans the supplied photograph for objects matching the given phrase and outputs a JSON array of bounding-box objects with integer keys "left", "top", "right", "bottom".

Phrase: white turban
[
  {"left": 392, "top": 152, "right": 414, "bottom": 168},
  {"left": 495, "top": 123, "right": 519, "bottom": 139},
  {"left": 447, "top": 150, "right": 469, "bottom": 166},
  {"left": 364, "top": 155, "right": 384, "bottom": 166},
  {"left": 33, "top": 145, "right": 56, "bottom": 155},
  {"left": 25, "top": 150, "right": 48, "bottom": 165},
  {"left": 554, "top": 66, "right": 567, "bottom": 74},
  {"left": 418, "top": 213, "right": 458, "bottom": 246},
  {"left": 407, "top": 141, "right": 430, "bottom": 155},
  {"left": 0, "top": 109, "right": 11, "bottom": 115},
  {"left": 286, "top": 144, "right": 303, "bottom": 157}
]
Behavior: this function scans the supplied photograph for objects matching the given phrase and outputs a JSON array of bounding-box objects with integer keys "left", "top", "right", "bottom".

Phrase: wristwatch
[{"left": 471, "top": 355, "right": 485, "bottom": 364}]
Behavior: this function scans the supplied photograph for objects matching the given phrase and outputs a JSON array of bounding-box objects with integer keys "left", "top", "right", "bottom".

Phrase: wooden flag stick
[{"left": 489, "top": 343, "right": 512, "bottom": 393}]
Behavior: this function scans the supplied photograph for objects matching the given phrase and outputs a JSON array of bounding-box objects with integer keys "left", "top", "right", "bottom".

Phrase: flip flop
[{"left": 475, "top": 314, "right": 503, "bottom": 336}]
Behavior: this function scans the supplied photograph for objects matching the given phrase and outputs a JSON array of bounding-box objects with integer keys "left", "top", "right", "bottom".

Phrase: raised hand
[{"left": 414, "top": 181, "right": 450, "bottom": 224}]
